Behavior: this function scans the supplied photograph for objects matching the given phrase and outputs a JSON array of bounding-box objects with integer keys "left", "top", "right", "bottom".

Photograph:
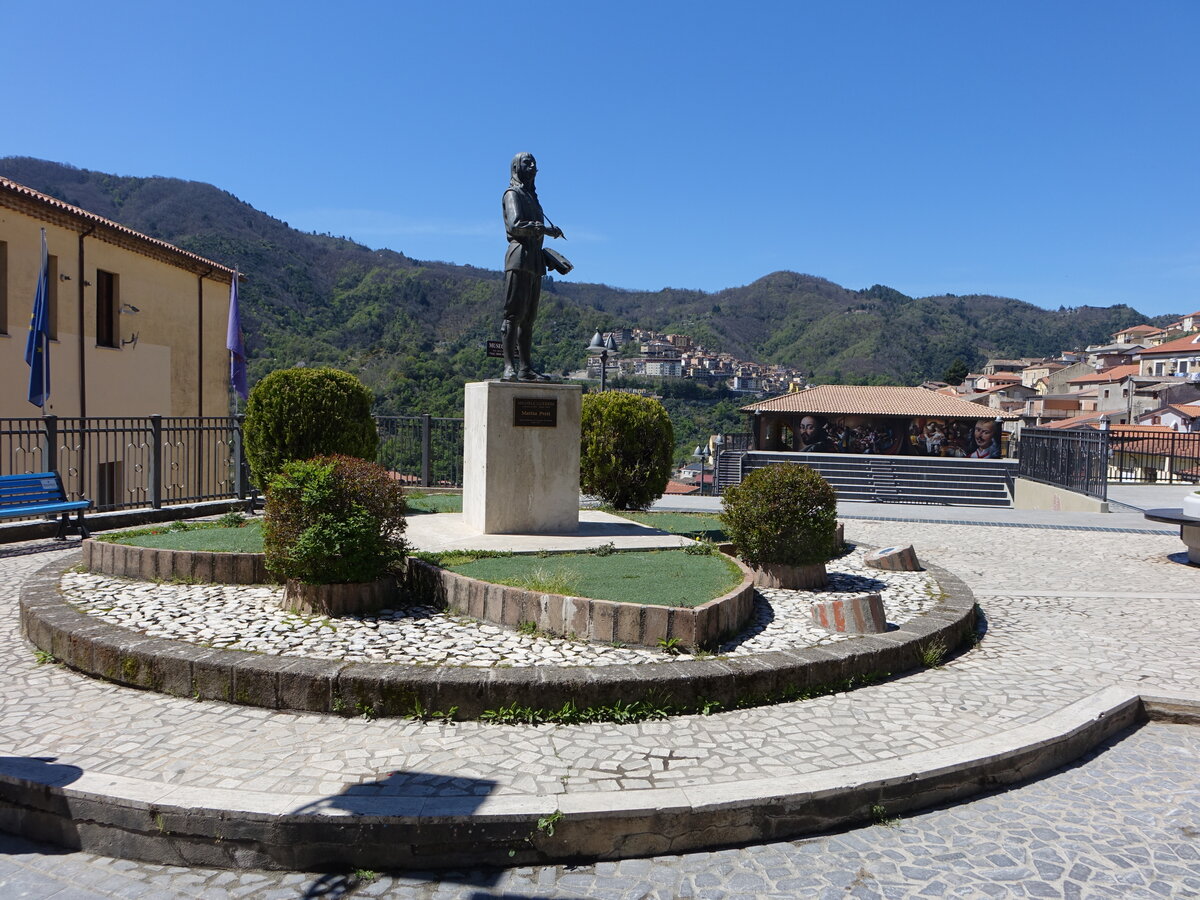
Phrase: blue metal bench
[{"left": 0, "top": 472, "right": 92, "bottom": 539}]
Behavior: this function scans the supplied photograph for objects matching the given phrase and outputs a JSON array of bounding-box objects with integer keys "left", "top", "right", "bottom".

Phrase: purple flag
[
  {"left": 24, "top": 228, "right": 51, "bottom": 408},
  {"left": 226, "top": 273, "right": 248, "bottom": 399}
]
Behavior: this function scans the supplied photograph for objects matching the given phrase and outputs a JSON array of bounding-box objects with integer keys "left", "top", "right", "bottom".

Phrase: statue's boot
[
  {"left": 517, "top": 329, "right": 549, "bottom": 381},
  {"left": 501, "top": 322, "right": 519, "bottom": 380}
]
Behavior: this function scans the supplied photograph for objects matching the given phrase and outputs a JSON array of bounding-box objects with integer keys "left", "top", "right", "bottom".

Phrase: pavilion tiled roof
[
  {"left": 740, "top": 385, "right": 1017, "bottom": 419},
  {"left": 0, "top": 176, "right": 236, "bottom": 279}
]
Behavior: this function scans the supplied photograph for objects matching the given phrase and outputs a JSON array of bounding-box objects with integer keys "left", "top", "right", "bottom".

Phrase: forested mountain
[{"left": 1, "top": 157, "right": 1174, "bottom": 419}]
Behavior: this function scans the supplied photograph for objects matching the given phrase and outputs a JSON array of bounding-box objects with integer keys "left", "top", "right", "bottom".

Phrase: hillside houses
[
  {"left": 584, "top": 326, "right": 806, "bottom": 394},
  {"left": 927, "top": 318, "right": 1200, "bottom": 432}
]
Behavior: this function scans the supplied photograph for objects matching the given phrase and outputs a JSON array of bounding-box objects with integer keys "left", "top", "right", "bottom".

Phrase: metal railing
[
  {"left": 1017, "top": 427, "right": 1109, "bottom": 500},
  {"left": 1, "top": 413, "right": 466, "bottom": 522},
  {"left": 1108, "top": 428, "right": 1200, "bottom": 484},
  {"left": 375, "top": 415, "right": 465, "bottom": 489}
]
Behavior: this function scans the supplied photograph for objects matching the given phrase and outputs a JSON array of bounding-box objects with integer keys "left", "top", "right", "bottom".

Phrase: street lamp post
[
  {"left": 693, "top": 444, "right": 706, "bottom": 496},
  {"left": 586, "top": 331, "right": 618, "bottom": 391}
]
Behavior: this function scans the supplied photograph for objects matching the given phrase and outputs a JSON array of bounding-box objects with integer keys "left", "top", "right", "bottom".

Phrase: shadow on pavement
[{"left": 0, "top": 756, "right": 84, "bottom": 857}]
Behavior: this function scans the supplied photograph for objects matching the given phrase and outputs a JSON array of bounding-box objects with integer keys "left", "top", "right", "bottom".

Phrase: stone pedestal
[{"left": 463, "top": 380, "right": 582, "bottom": 534}]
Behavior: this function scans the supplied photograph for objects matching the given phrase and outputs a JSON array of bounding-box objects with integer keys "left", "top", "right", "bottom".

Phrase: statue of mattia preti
[{"left": 500, "top": 152, "right": 572, "bottom": 381}]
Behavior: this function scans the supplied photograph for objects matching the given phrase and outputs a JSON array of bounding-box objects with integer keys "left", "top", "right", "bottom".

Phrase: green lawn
[
  {"left": 447, "top": 549, "right": 743, "bottom": 607},
  {"left": 104, "top": 520, "right": 265, "bottom": 553},
  {"left": 613, "top": 511, "right": 727, "bottom": 543},
  {"left": 406, "top": 492, "right": 463, "bottom": 514}
]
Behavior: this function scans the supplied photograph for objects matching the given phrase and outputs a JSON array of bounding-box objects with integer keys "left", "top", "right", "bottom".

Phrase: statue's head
[{"left": 510, "top": 152, "right": 537, "bottom": 188}]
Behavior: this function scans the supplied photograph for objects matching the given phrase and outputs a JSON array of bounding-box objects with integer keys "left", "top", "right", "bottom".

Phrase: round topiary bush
[
  {"left": 580, "top": 391, "right": 674, "bottom": 510},
  {"left": 263, "top": 454, "right": 407, "bottom": 586},
  {"left": 243, "top": 367, "right": 378, "bottom": 489},
  {"left": 720, "top": 464, "right": 837, "bottom": 584}
]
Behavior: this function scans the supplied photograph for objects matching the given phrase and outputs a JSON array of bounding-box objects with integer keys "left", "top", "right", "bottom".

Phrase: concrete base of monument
[
  {"left": 462, "top": 380, "right": 583, "bottom": 535},
  {"left": 405, "top": 508, "right": 694, "bottom": 554}
]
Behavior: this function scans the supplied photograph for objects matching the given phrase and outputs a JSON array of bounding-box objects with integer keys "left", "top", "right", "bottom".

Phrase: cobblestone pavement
[
  {"left": 59, "top": 546, "right": 939, "bottom": 665},
  {"left": 2, "top": 722, "right": 1196, "bottom": 898},
  {"left": 0, "top": 512, "right": 1198, "bottom": 896},
  {"left": 2, "top": 522, "right": 1195, "bottom": 802}
]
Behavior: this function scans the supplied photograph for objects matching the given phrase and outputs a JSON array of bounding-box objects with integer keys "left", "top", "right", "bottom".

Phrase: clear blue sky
[{"left": 6, "top": 1, "right": 1199, "bottom": 317}]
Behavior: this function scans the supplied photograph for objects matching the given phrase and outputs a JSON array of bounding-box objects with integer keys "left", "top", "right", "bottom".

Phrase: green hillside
[{"left": 1, "top": 157, "right": 1174, "bottom": 417}]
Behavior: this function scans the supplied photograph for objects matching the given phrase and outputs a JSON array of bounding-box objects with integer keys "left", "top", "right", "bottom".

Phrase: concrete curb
[
  {"left": 20, "top": 551, "right": 978, "bottom": 719},
  {"left": 0, "top": 686, "right": 1191, "bottom": 870}
]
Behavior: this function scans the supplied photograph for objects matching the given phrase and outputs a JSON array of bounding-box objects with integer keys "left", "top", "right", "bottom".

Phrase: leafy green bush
[
  {"left": 580, "top": 392, "right": 674, "bottom": 510},
  {"left": 720, "top": 464, "right": 837, "bottom": 567},
  {"left": 243, "top": 367, "right": 378, "bottom": 488},
  {"left": 263, "top": 455, "right": 407, "bottom": 584}
]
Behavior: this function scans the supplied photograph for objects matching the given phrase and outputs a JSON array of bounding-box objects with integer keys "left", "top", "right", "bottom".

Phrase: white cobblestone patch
[{"left": 58, "top": 546, "right": 941, "bottom": 665}]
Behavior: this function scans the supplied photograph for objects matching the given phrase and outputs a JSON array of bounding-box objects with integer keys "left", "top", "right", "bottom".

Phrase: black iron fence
[
  {"left": 1, "top": 414, "right": 466, "bottom": 521},
  {"left": 375, "top": 415, "right": 465, "bottom": 489},
  {"left": 1017, "top": 425, "right": 1200, "bottom": 499},
  {"left": 1015, "top": 427, "right": 1110, "bottom": 500},
  {"left": 1108, "top": 428, "right": 1200, "bottom": 484}
]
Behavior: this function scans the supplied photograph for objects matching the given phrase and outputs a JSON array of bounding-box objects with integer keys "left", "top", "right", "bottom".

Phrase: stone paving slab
[
  {"left": 2, "top": 720, "right": 1198, "bottom": 897},
  {"left": 0, "top": 513, "right": 1198, "bottom": 868}
]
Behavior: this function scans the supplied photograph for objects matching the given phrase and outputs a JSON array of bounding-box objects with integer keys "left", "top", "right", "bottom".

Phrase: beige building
[{"left": 0, "top": 176, "right": 237, "bottom": 419}]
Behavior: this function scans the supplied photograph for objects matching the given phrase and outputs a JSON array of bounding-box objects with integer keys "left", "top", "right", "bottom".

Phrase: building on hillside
[
  {"left": 1112, "top": 324, "right": 1164, "bottom": 344},
  {"left": 1137, "top": 403, "right": 1200, "bottom": 432},
  {"left": 0, "top": 176, "right": 237, "bottom": 419},
  {"left": 741, "top": 385, "right": 1017, "bottom": 459},
  {"left": 1160, "top": 311, "right": 1200, "bottom": 337},
  {"left": 981, "top": 358, "right": 1039, "bottom": 375},
  {"left": 1134, "top": 331, "right": 1200, "bottom": 377},
  {"left": 1085, "top": 343, "right": 1144, "bottom": 371},
  {"left": 1021, "top": 393, "right": 1090, "bottom": 426},
  {"left": 1040, "top": 361, "right": 1095, "bottom": 395},
  {"left": 1020, "top": 360, "right": 1065, "bottom": 389}
]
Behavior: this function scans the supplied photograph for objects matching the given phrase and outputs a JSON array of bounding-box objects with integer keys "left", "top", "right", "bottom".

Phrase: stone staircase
[{"left": 717, "top": 450, "right": 1016, "bottom": 507}]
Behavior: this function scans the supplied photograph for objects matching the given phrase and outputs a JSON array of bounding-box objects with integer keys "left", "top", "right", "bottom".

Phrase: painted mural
[{"left": 766, "top": 415, "right": 1004, "bottom": 459}]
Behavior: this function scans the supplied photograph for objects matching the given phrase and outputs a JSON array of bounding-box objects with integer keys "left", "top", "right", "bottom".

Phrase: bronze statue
[{"left": 501, "top": 152, "right": 571, "bottom": 381}]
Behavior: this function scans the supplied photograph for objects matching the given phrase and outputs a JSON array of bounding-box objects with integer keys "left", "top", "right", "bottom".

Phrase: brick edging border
[{"left": 21, "top": 549, "right": 978, "bottom": 720}]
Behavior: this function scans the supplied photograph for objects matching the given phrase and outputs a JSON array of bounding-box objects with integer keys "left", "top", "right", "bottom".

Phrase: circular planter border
[
  {"left": 82, "top": 539, "right": 269, "bottom": 585},
  {"left": 83, "top": 540, "right": 758, "bottom": 651},
  {"left": 21, "top": 548, "right": 978, "bottom": 720},
  {"left": 405, "top": 556, "right": 757, "bottom": 651}
]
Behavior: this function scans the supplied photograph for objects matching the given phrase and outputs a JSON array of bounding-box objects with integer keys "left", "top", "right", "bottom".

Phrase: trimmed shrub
[
  {"left": 580, "top": 392, "right": 674, "bottom": 510},
  {"left": 263, "top": 455, "right": 407, "bottom": 584},
  {"left": 243, "top": 367, "right": 378, "bottom": 488},
  {"left": 720, "top": 464, "right": 837, "bottom": 568}
]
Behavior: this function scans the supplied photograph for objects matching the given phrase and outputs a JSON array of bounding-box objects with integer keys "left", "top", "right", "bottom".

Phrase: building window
[
  {"left": 1180, "top": 361, "right": 1191, "bottom": 374},
  {"left": 96, "top": 269, "right": 118, "bottom": 348},
  {"left": 0, "top": 240, "right": 7, "bottom": 334},
  {"left": 47, "top": 254, "right": 58, "bottom": 340}
]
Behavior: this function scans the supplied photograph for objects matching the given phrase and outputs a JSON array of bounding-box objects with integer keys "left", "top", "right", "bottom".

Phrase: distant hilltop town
[
  {"left": 584, "top": 327, "right": 807, "bottom": 395},
  {"left": 588, "top": 311, "right": 1200, "bottom": 436},
  {"left": 923, "top": 312, "right": 1200, "bottom": 431}
]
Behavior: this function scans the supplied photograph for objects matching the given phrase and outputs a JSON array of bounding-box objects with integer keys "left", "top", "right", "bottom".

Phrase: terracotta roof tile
[
  {"left": 1066, "top": 364, "right": 1141, "bottom": 385},
  {"left": 740, "top": 385, "right": 1017, "bottom": 419},
  {"left": 0, "top": 176, "right": 236, "bottom": 278},
  {"left": 1135, "top": 331, "right": 1200, "bottom": 356}
]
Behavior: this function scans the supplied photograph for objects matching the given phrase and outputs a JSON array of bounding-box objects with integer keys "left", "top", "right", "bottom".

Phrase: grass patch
[
  {"left": 447, "top": 549, "right": 743, "bottom": 607},
  {"left": 407, "top": 493, "right": 463, "bottom": 514},
  {"left": 612, "top": 510, "right": 727, "bottom": 543},
  {"left": 102, "top": 520, "right": 264, "bottom": 553}
]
